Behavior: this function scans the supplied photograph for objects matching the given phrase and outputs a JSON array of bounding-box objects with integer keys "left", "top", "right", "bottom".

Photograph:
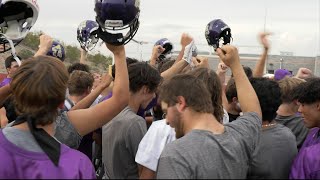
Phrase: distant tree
[
  {"left": 20, "top": 31, "right": 41, "bottom": 50},
  {"left": 65, "top": 45, "right": 81, "bottom": 64},
  {"left": 87, "top": 53, "right": 112, "bottom": 70},
  {"left": 18, "top": 49, "right": 34, "bottom": 59}
]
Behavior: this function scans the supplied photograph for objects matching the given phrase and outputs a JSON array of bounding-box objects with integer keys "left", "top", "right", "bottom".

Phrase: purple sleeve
[
  {"left": 79, "top": 157, "right": 97, "bottom": 179},
  {"left": 137, "top": 95, "right": 158, "bottom": 118},
  {"left": 290, "top": 143, "right": 320, "bottom": 179}
]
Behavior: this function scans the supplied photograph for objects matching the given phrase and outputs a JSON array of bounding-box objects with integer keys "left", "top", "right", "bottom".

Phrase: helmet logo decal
[
  {"left": 105, "top": 20, "right": 124, "bottom": 27},
  {"left": 52, "top": 44, "right": 63, "bottom": 59}
]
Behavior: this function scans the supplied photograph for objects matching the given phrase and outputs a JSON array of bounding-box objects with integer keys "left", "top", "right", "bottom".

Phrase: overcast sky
[{"left": 32, "top": 0, "right": 320, "bottom": 60}]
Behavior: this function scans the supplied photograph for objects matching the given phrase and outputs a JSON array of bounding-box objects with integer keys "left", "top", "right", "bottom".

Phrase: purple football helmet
[
  {"left": 47, "top": 41, "right": 65, "bottom": 62},
  {"left": 77, "top": 20, "right": 99, "bottom": 51},
  {"left": 155, "top": 38, "right": 173, "bottom": 55},
  {"left": 205, "top": 19, "right": 232, "bottom": 50},
  {"left": 94, "top": 0, "right": 140, "bottom": 46}
]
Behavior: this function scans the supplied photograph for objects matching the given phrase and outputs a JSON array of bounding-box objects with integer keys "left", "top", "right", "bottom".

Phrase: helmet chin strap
[{"left": 0, "top": 33, "right": 22, "bottom": 66}]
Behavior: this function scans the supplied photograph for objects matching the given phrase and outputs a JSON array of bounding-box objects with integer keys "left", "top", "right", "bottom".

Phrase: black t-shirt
[
  {"left": 228, "top": 113, "right": 240, "bottom": 122},
  {"left": 3, "top": 97, "right": 17, "bottom": 123}
]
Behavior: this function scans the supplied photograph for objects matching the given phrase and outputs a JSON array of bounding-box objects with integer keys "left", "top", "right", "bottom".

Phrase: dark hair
[
  {"left": 159, "top": 59, "right": 175, "bottom": 73},
  {"left": 128, "top": 62, "right": 161, "bottom": 93},
  {"left": 188, "top": 68, "right": 224, "bottom": 121},
  {"left": 231, "top": 66, "right": 252, "bottom": 78},
  {"left": 159, "top": 74, "right": 213, "bottom": 114},
  {"left": 67, "top": 63, "right": 90, "bottom": 74},
  {"left": 68, "top": 70, "right": 94, "bottom": 96},
  {"left": 277, "top": 77, "right": 305, "bottom": 103},
  {"left": 250, "top": 77, "right": 281, "bottom": 122},
  {"left": 226, "top": 78, "right": 237, "bottom": 103},
  {"left": 112, "top": 57, "right": 138, "bottom": 78},
  {"left": 295, "top": 77, "right": 320, "bottom": 104},
  {"left": 5, "top": 55, "right": 21, "bottom": 69},
  {"left": 11, "top": 56, "right": 69, "bottom": 126}
]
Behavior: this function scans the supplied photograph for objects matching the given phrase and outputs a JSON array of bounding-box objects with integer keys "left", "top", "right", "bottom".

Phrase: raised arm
[
  {"left": 80, "top": 49, "right": 88, "bottom": 64},
  {"left": 217, "top": 46, "right": 262, "bottom": 118},
  {"left": 67, "top": 44, "right": 129, "bottom": 136},
  {"left": 253, "top": 32, "right": 271, "bottom": 77},
  {"left": 70, "top": 73, "right": 113, "bottom": 111},
  {"left": 149, "top": 45, "right": 165, "bottom": 67},
  {"left": 160, "top": 60, "right": 188, "bottom": 80},
  {"left": 34, "top": 34, "right": 53, "bottom": 57},
  {"left": 175, "top": 33, "right": 193, "bottom": 64}
]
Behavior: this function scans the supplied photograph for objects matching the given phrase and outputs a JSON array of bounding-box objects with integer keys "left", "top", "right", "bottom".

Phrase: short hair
[
  {"left": 250, "top": 77, "right": 281, "bottom": 122},
  {"left": 231, "top": 66, "right": 253, "bottom": 78},
  {"left": 159, "top": 74, "right": 213, "bottom": 114},
  {"left": 67, "top": 63, "right": 90, "bottom": 74},
  {"left": 277, "top": 77, "right": 305, "bottom": 103},
  {"left": 11, "top": 56, "right": 69, "bottom": 126},
  {"left": 68, "top": 70, "right": 94, "bottom": 96},
  {"left": 295, "top": 77, "right": 320, "bottom": 104},
  {"left": 225, "top": 78, "right": 237, "bottom": 103},
  {"left": 5, "top": 55, "right": 21, "bottom": 69},
  {"left": 112, "top": 57, "right": 138, "bottom": 79},
  {"left": 188, "top": 68, "right": 224, "bottom": 121},
  {"left": 128, "top": 62, "right": 161, "bottom": 93}
]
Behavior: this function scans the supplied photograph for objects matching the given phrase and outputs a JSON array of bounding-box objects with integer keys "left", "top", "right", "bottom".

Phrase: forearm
[
  {"left": 149, "top": 55, "right": 157, "bottom": 67},
  {"left": 70, "top": 86, "right": 105, "bottom": 111},
  {"left": 80, "top": 49, "right": 88, "bottom": 64},
  {"left": 175, "top": 47, "right": 185, "bottom": 63},
  {"left": 231, "top": 62, "right": 262, "bottom": 117},
  {"left": 161, "top": 60, "right": 188, "bottom": 80},
  {"left": 112, "top": 49, "right": 129, "bottom": 106},
  {"left": 253, "top": 48, "right": 268, "bottom": 77}
]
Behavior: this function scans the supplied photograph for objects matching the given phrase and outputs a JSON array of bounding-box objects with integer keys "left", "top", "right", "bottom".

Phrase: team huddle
[{"left": 0, "top": 0, "right": 320, "bottom": 179}]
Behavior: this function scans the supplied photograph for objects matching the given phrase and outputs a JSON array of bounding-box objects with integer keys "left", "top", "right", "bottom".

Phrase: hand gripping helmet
[
  {"left": 0, "top": 0, "right": 39, "bottom": 53},
  {"left": 77, "top": 20, "right": 99, "bottom": 51},
  {"left": 94, "top": 0, "right": 140, "bottom": 46},
  {"left": 154, "top": 38, "right": 174, "bottom": 60},
  {"left": 47, "top": 41, "right": 66, "bottom": 62},
  {"left": 205, "top": 19, "right": 232, "bottom": 50}
]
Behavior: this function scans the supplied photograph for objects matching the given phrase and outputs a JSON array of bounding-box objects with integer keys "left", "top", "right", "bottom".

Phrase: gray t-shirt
[
  {"left": 275, "top": 114, "right": 309, "bottom": 149},
  {"left": 5, "top": 111, "right": 81, "bottom": 149},
  {"left": 54, "top": 111, "right": 82, "bottom": 149},
  {"left": 3, "top": 127, "right": 43, "bottom": 152},
  {"left": 102, "top": 106, "right": 147, "bottom": 179},
  {"left": 248, "top": 124, "right": 298, "bottom": 179},
  {"left": 156, "top": 112, "right": 261, "bottom": 179}
]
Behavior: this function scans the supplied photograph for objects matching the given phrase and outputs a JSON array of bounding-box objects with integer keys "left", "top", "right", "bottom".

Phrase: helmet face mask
[
  {"left": 94, "top": 0, "right": 140, "bottom": 46},
  {"left": 205, "top": 19, "right": 232, "bottom": 51},
  {"left": 77, "top": 20, "right": 99, "bottom": 51},
  {"left": 0, "top": 0, "right": 39, "bottom": 53}
]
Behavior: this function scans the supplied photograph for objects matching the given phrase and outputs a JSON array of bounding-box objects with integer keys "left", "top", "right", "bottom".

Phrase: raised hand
[
  {"left": 259, "top": 32, "right": 272, "bottom": 50},
  {"left": 216, "top": 45, "right": 240, "bottom": 69},
  {"left": 295, "top": 68, "right": 313, "bottom": 79}
]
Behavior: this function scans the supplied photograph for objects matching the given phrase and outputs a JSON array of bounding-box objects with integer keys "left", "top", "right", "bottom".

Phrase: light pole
[{"left": 132, "top": 38, "right": 149, "bottom": 61}]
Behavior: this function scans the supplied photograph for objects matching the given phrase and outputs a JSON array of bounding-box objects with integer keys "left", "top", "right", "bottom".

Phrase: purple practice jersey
[
  {"left": 0, "top": 130, "right": 96, "bottom": 179},
  {"left": 290, "top": 128, "right": 320, "bottom": 179},
  {"left": 0, "top": 77, "right": 11, "bottom": 88}
]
